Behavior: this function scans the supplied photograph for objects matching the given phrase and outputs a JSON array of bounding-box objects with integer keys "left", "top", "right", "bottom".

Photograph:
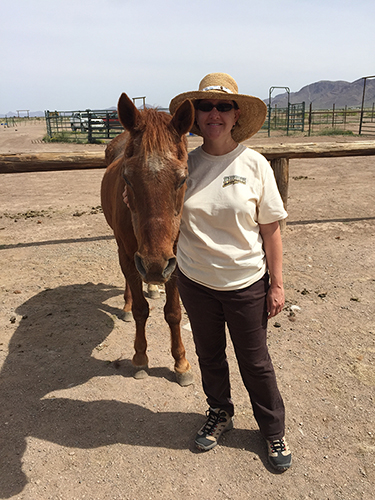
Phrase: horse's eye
[
  {"left": 122, "top": 173, "right": 131, "bottom": 187},
  {"left": 177, "top": 177, "right": 187, "bottom": 189},
  {"left": 125, "top": 143, "right": 134, "bottom": 158}
]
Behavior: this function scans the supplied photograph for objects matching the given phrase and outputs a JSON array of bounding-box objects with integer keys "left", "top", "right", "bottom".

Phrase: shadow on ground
[{"left": 0, "top": 283, "right": 271, "bottom": 498}]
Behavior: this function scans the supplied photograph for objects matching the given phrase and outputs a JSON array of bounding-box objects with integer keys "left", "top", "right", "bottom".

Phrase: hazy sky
[{"left": 1, "top": 0, "right": 374, "bottom": 114}]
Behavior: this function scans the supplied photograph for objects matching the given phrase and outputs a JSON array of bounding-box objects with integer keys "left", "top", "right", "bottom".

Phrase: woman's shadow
[{"left": 0, "top": 282, "right": 206, "bottom": 498}]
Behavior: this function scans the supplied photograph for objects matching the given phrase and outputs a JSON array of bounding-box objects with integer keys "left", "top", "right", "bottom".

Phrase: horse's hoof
[
  {"left": 122, "top": 311, "right": 133, "bottom": 322},
  {"left": 147, "top": 284, "right": 160, "bottom": 299},
  {"left": 176, "top": 370, "right": 194, "bottom": 387},
  {"left": 134, "top": 367, "right": 149, "bottom": 379}
]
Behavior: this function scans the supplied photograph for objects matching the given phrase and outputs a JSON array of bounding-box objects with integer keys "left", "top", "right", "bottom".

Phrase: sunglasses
[{"left": 196, "top": 102, "right": 235, "bottom": 113}]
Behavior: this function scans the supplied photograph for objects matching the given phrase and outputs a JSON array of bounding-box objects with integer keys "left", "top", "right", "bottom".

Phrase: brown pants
[{"left": 177, "top": 269, "right": 285, "bottom": 441}]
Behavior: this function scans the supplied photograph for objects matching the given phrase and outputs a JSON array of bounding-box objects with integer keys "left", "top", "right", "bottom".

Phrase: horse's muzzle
[{"left": 134, "top": 253, "right": 176, "bottom": 284}]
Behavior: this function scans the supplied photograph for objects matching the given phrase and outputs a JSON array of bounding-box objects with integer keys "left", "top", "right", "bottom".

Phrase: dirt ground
[{"left": 0, "top": 121, "right": 374, "bottom": 500}]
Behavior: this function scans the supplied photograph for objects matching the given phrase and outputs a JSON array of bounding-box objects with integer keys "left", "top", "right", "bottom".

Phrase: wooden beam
[
  {"left": 252, "top": 140, "right": 375, "bottom": 160},
  {"left": 0, "top": 141, "right": 374, "bottom": 174},
  {"left": 0, "top": 152, "right": 106, "bottom": 174},
  {"left": 1, "top": 141, "right": 374, "bottom": 234}
]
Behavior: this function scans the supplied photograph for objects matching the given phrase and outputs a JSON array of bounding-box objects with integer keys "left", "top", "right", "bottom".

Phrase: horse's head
[{"left": 117, "top": 93, "right": 194, "bottom": 284}]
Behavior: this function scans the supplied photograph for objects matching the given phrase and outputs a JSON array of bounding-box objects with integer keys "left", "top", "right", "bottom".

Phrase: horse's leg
[
  {"left": 164, "top": 274, "right": 193, "bottom": 386},
  {"left": 123, "top": 279, "right": 133, "bottom": 322},
  {"left": 130, "top": 281, "right": 150, "bottom": 378},
  {"left": 118, "top": 245, "right": 150, "bottom": 378}
]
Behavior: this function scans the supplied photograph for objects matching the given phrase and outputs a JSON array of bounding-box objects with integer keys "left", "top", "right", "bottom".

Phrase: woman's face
[{"left": 195, "top": 99, "right": 241, "bottom": 143}]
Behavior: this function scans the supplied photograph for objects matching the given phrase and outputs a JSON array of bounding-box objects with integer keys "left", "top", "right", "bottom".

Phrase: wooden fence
[{"left": 1, "top": 141, "right": 375, "bottom": 231}]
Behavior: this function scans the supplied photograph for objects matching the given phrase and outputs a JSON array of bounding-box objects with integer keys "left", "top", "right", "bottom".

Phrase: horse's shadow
[{"left": 0, "top": 283, "right": 269, "bottom": 498}]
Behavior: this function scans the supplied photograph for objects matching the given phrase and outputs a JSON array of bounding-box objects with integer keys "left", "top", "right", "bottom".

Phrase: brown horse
[{"left": 101, "top": 93, "right": 194, "bottom": 386}]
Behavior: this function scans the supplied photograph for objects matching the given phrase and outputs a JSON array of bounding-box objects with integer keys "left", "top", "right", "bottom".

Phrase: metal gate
[
  {"left": 359, "top": 75, "right": 375, "bottom": 135},
  {"left": 267, "top": 102, "right": 305, "bottom": 136},
  {"left": 45, "top": 109, "right": 124, "bottom": 143},
  {"left": 288, "top": 102, "right": 305, "bottom": 133}
]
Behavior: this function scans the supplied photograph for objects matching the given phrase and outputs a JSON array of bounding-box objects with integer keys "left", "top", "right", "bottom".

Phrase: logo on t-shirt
[{"left": 222, "top": 175, "right": 246, "bottom": 187}]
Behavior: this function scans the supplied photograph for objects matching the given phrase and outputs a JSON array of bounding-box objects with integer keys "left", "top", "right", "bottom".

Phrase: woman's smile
[{"left": 195, "top": 99, "right": 240, "bottom": 154}]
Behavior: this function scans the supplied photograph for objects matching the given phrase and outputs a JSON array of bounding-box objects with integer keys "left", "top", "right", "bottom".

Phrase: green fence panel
[{"left": 45, "top": 109, "right": 124, "bottom": 143}]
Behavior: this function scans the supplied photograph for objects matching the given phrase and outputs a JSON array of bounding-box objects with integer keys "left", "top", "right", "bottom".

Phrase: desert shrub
[
  {"left": 318, "top": 128, "right": 354, "bottom": 136},
  {"left": 42, "top": 132, "right": 103, "bottom": 144}
]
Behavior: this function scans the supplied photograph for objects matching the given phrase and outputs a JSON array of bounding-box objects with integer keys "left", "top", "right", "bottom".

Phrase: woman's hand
[
  {"left": 266, "top": 283, "right": 285, "bottom": 318},
  {"left": 123, "top": 185, "right": 130, "bottom": 208}
]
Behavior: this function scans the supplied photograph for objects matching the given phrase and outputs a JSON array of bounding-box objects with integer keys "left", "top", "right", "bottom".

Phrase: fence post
[
  {"left": 301, "top": 102, "right": 305, "bottom": 132},
  {"left": 87, "top": 109, "right": 93, "bottom": 143},
  {"left": 268, "top": 104, "right": 271, "bottom": 137},
  {"left": 332, "top": 104, "right": 335, "bottom": 128},
  {"left": 45, "top": 111, "right": 52, "bottom": 138},
  {"left": 359, "top": 77, "right": 367, "bottom": 135},
  {"left": 105, "top": 111, "right": 110, "bottom": 139},
  {"left": 308, "top": 103, "right": 312, "bottom": 136},
  {"left": 270, "top": 157, "right": 289, "bottom": 232}
]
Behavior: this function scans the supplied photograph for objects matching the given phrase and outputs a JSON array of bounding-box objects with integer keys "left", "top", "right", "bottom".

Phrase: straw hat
[{"left": 169, "top": 73, "right": 267, "bottom": 142}]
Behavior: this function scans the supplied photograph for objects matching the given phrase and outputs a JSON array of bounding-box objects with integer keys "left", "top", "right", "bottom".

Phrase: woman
[{"left": 169, "top": 73, "right": 292, "bottom": 471}]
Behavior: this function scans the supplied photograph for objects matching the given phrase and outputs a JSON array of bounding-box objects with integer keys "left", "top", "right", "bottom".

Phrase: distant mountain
[
  {"left": 1, "top": 110, "right": 45, "bottom": 118},
  {"left": 1, "top": 104, "right": 158, "bottom": 118},
  {"left": 265, "top": 78, "right": 375, "bottom": 109}
]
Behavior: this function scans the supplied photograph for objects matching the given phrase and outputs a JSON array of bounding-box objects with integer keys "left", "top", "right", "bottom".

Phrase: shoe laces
[
  {"left": 202, "top": 409, "right": 225, "bottom": 435},
  {"left": 269, "top": 438, "right": 286, "bottom": 453}
]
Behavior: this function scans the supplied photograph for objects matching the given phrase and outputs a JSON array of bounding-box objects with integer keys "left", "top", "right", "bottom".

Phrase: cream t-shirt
[{"left": 177, "top": 144, "right": 288, "bottom": 291}]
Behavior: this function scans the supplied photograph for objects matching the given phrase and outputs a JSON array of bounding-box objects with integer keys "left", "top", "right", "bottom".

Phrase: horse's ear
[
  {"left": 170, "top": 99, "right": 195, "bottom": 137},
  {"left": 117, "top": 93, "right": 141, "bottom": 132}
]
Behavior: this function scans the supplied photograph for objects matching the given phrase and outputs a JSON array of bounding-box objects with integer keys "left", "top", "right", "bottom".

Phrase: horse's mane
[{"left": 136, "top": 108, "right": 179, "bottom": 154}]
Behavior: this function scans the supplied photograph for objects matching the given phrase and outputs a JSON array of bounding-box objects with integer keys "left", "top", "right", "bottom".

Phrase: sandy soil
[{"left": 0, "top": 121, "right": 374, "bottom": 500}]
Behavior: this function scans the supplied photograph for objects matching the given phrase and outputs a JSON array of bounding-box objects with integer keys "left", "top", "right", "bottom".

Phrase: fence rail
[
  {"left": 2, "top": 140, "right": 375, "bottom": 231},
  {"left": 2, "top": 141, "right": 374, "bottom": 174},
  {"left": 5, "top": 103, "right": 374, "bottom": 143},
  {"left": 264, "top": 103, "right": 375, "bottom": 136},
  {"left": 1, "top": 117, "right": 43, "bottom": 127},
  {"left": 36, "top": 102, "right": 375, "bottom": 142}
]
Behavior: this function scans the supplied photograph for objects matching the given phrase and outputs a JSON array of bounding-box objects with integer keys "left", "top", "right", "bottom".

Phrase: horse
[{"left": 101, "top": 93, "right": 195, "bottom": 386}]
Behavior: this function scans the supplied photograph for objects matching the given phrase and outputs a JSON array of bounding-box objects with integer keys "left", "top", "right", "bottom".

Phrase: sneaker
[
  {"left": 267, "top": 436, "right": 292, "bottom": 471},
  {"left": 195, "top": 408, "right": 233, "bottom": 451}
]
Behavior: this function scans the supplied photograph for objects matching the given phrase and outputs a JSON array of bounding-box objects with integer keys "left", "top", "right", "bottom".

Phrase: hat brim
[{"left": 169, "top": 90, "right": 267, "bottom": 142}]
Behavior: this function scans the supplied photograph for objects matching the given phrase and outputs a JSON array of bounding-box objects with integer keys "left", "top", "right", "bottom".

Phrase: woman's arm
[{"left": 259, "top": 221, "right": 285, "bottom": 318}]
